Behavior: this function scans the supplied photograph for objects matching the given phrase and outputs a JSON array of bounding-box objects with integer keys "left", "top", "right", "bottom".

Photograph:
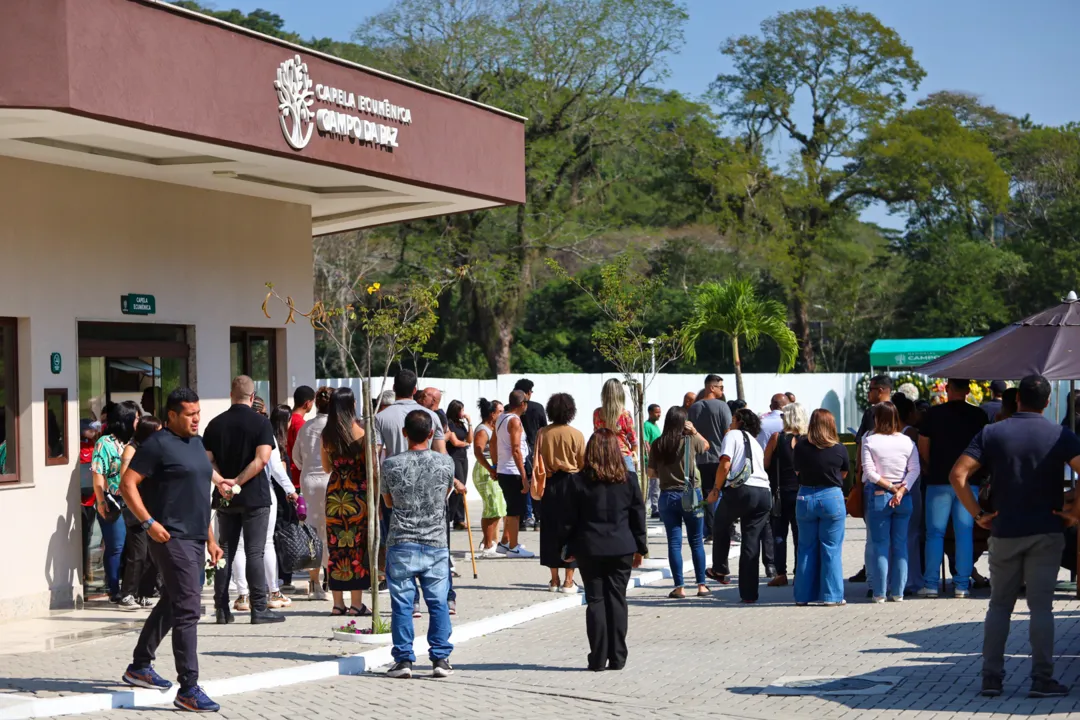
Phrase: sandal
[
  {"left": 347, "top": 605, "right": 372, "bottom": 617},
  {"left": 668, "top": 588, "right": 685, "bottom": 599},
  {"left": 697, "top": 587, "right": 711, "bottom": 597},
  {"left": 331, "top": 605, "right": 347, "bottom": 616}
]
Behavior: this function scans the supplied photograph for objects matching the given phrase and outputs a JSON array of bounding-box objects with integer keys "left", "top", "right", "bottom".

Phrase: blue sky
[
  {"left": 225, "top": 0, "right": 1080, "bottom": 125},
  {"left": 222, "top": 0, "right": 1080, "bottom": 225}
]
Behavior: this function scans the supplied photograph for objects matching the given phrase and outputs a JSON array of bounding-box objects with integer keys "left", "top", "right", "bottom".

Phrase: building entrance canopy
[{"left": 0, "top": 0, "right": 526, "bottom": 235}]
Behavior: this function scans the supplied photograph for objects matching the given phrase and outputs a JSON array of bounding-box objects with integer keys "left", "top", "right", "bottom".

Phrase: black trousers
[
  {"left": 577, "top": 554, "right": 633, "bottom": 670},
  {"left": 121, "top": 514, "right": 159, "bottom": 599},
  {"left": 214, "top": 506, "right": 271, "bottom": 612},
  {"left": 771, "top": 488, "right": 799, "bottom": 576},
  {"left": 713, "top": 485, "right": 772, "bottom": 602},
  {"left": 698, "top": 463, "right": 720, "bottom": 536},
  {"left": 133, "top": 538, "right": 203, "bottom": 689},
  {"left": 760, "top": 514, "right": 775, "bottom": 570}
]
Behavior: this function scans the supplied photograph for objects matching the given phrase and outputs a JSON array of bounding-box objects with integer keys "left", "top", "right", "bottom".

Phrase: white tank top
[{"left": 495, "top": 413, "right": 530, "bottom": 475}]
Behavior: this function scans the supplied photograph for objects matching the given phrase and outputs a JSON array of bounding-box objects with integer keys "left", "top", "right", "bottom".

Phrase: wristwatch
[
  {"left": 975, "top": 511, "right": 987, "bottom": 522},
  {"left": 140, "top": 517, "right": 156, "bottom": 531}
]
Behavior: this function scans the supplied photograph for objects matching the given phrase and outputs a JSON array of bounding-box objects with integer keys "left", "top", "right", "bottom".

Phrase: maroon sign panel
[{"left": 0, "top": 0, "right": 526, "bottom": 205}]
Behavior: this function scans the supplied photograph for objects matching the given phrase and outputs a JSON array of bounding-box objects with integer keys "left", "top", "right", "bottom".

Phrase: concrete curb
[{"left": 0, "top": 567, "right": 679, "bottom": 719}]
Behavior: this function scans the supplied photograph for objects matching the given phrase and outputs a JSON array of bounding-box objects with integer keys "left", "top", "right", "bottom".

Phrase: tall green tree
[
  {"left": 711, "top": 7, "right": 1008, "bottom": 370},
  {"left": 357, "top": 0, "right": 689, "bottom": 374},
  {"left": 684, "top": 278, "right": 798, "bottom": 401}
]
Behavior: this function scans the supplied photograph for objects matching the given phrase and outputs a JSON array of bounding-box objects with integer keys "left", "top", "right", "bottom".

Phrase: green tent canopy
[{"left": 869, "top": 337, "right": 981, "bottom": 369}]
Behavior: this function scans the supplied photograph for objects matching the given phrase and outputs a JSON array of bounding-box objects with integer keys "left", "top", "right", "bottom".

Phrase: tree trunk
[
  {"left": 362, "top": 376, "right": 380, "bottom": 629},
  {"left": 732, "top": 335, "right": 745, "bottom": 402},
  {"left": 790, "top": 294, "right": 816, "bottom": 372}
]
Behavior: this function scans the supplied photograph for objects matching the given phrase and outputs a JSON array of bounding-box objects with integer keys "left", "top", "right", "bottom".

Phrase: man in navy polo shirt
[
  {"left": 951, "top": 374, "right": 1080, "bottom": 699},
  {"left": 119, "top": 388, "right": 228, "bottom": 713}
]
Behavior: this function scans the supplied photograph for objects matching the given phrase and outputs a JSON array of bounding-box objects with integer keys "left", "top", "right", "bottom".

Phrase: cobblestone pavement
[
  {"left": 0, "top": 521, "right": 674, "bottom": 699},
  {"left": 68, "top": 519, "right": 1080, "bottom": 720}
]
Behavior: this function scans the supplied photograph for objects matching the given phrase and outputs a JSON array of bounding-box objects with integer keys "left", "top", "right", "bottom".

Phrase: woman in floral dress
[{"left": 320, "top": 387, "right": 371, "bottom": 616}]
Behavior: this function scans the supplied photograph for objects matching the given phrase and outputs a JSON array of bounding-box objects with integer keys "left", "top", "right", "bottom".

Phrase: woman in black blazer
[{"left": 561, "top": 428, "right": 648, "bottom": 671}]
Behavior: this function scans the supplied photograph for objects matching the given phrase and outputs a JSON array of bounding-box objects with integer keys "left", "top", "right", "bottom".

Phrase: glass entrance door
[{"left": 77, "top": 323, "right": 190, "bottom": 599}]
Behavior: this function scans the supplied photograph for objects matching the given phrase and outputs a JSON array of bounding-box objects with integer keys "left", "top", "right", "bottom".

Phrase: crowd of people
[{"left": 91, "top": 367, "right": 1080, "bottom": 710}]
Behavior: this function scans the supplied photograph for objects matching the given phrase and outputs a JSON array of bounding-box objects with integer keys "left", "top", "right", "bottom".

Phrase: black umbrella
[
  {"left": 918, "top": 292, "right": 1080, "bottom": 595},
  {"left": 916, "top": 292, "right": 1080, "bottom": 380}
]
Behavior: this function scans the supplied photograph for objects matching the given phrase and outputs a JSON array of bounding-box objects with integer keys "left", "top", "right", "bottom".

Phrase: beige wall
[{"left": 0, "top": 156, "right": 315, "bottom": 619}]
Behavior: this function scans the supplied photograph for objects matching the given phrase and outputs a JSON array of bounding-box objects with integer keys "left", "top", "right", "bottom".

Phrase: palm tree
[{"left": 684, "top": 278, "right": 799, "bottom": 402}]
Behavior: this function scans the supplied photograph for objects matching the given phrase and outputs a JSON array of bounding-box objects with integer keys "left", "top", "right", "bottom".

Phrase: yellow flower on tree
[{"left": 366, "top": 282, "right": 382, "bottom": 295}]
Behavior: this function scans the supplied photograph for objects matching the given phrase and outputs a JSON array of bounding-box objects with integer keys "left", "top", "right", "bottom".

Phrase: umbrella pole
[{"left": 1071, "top": 380, "right": 1078, "bottom": 599}]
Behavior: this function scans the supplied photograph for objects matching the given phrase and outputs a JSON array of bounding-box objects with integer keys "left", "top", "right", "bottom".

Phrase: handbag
[
  {"left": 531, "top": 428, "right": 547, "bottom": 501},
  {"left": 681, "top": 438, "right": 704, "bottom": 517},
  {"left": 725, "top": 431, "right": 756, "bottom": 489},
  {"left": 274, "top": 496, "right": 323, "bottom": 573},
  {"left": 845, "top": 483, "right": 865, "bottom": 519}
]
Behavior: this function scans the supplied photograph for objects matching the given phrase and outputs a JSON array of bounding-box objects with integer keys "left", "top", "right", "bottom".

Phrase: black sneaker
[
  {"left": 765, "top": 565, "right": 777, "bottom": 579},
  {"left": 432, "top": 659, "right": 453, "bottom": 678},
  {"left": 250, "top": 609, "right": 286, "bottom": 625},
  {"left": 1029, "top": 678, "right": 1068, "bottom": 698},
  {"left": 387, "top": 661, "right": 413, "bottom": 679},
  {"left": 981, "top": 676, "right": 1003, "bottom": 697},
  {"left": 214, "top": 607, "right": 234, "bottom": 625},
  {"left": 849, "top": 568, "right": 867, "bottom": 583},
  {"left": 117, "top": 595, "right": 142, "bottom": 612}
]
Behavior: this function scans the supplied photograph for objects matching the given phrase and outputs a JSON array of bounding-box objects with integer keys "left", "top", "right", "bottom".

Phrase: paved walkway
[{"left": 8, "top": 516, "right": 1080, "bottom": 719}]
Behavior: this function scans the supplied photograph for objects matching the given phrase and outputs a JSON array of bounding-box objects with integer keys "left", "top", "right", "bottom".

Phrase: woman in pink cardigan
[{"left": 862, "top": 402, "right": 921, "bottom": 603}]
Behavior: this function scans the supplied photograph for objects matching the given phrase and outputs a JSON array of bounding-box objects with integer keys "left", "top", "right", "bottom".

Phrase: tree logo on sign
[{"left": 274, "top": 55, "right": 315, "bottom": 150}]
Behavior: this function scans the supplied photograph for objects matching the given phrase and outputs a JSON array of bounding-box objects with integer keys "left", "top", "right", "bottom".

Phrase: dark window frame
[
  {"left": 44, "top": 388, "right": 69, "bottom": 467},
  {"left": 230, "top": 328, "right": 279, "bottom": 407},
  {"left": 0, "top": 318, "right": 19, "bottom": 484}
]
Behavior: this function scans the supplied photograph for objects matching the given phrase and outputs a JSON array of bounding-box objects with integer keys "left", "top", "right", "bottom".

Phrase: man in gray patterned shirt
[{"left": 382, "top": 410, "right": 457, "bottom": 680}]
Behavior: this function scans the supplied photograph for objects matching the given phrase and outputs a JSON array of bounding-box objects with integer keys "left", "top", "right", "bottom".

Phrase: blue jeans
[
  {"left": 905, "top": 483, "right": 923, "bottom": 593},
  {"left": 794, "top": 486, "right": 846, "bottom": 604},
  {"left": 923, "top": 484, "right": 977, "bottom": 592},
  {"left": 100, "top": 512, "right": 127, "bottom": 597},
  {"left": 387, "top": 543, "right": 453, "bottom": 663},
  {"left": 866, "top": 487, "right": 912, "bottom": 599},
  {"left": 658, "top": 491, "right": 706, "bottom": 588}
]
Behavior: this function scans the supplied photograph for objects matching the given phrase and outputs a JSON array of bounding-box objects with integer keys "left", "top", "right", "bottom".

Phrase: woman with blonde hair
[
  {"left": 592, "top": 378, "right": 638, "bottom": 480},
  {"left": 763, "top": 402, "right": 809, "bottom": 588},
  {"left": 792, "top": 409, "right": 850, "bottom": 606}
]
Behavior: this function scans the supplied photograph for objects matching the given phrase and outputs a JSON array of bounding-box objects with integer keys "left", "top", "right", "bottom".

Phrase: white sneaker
[
  {"left": 916, "top": 587, "right": 939, "bottom": 598},
  {"left": 496, "top": 542, "right": 511, "bottom": 554},
  {"left": 954, "top": 589, "right": 970, "bottom": 599},
  {"left": 871, "top": 596, "right": 885, "bottom": 604},
  {"left": 506, "top": 545, "right": 535, "bottom": 559},
  {"left": 560, "top": 584, "right": 580, "bottom": 594},
  {"left": 268, "top": 592, "right": 291, "bottom": 608},
  {"left": 479, "top": 545, "right": 501, "bottom": 559}
]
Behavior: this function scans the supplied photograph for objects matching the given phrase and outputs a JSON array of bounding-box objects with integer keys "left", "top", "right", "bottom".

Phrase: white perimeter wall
[{"left": 319, "top": 372, "right": 861, "bottom": 489}]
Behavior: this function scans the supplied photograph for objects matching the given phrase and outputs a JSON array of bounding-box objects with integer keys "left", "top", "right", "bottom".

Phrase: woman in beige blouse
[{"left": 534, "top": 393, "right": 586, "bottom": 592}]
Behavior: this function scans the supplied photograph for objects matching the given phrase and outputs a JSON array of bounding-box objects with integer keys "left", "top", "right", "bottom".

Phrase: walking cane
[{"left": 463, "top": 494, "right": 479, "bottom": 579}]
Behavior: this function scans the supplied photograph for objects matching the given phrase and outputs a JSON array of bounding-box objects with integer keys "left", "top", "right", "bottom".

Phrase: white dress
[{"left": 295, "top": 413, "right": 330, "bottom": 567}]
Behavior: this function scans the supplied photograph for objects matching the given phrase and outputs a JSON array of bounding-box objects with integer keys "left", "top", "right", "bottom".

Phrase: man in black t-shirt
[
  {"left": 119, "top": 388, "right": 227, "bottom": 713},
  {"left": 203, "top": 376, "right": 284, "bottom": 625},
  {"left": 917, "top": 378, "right": 989, "bottom": 598},
  {"left": 515, "top": 378, "right": 548, "bottom": 530}
]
